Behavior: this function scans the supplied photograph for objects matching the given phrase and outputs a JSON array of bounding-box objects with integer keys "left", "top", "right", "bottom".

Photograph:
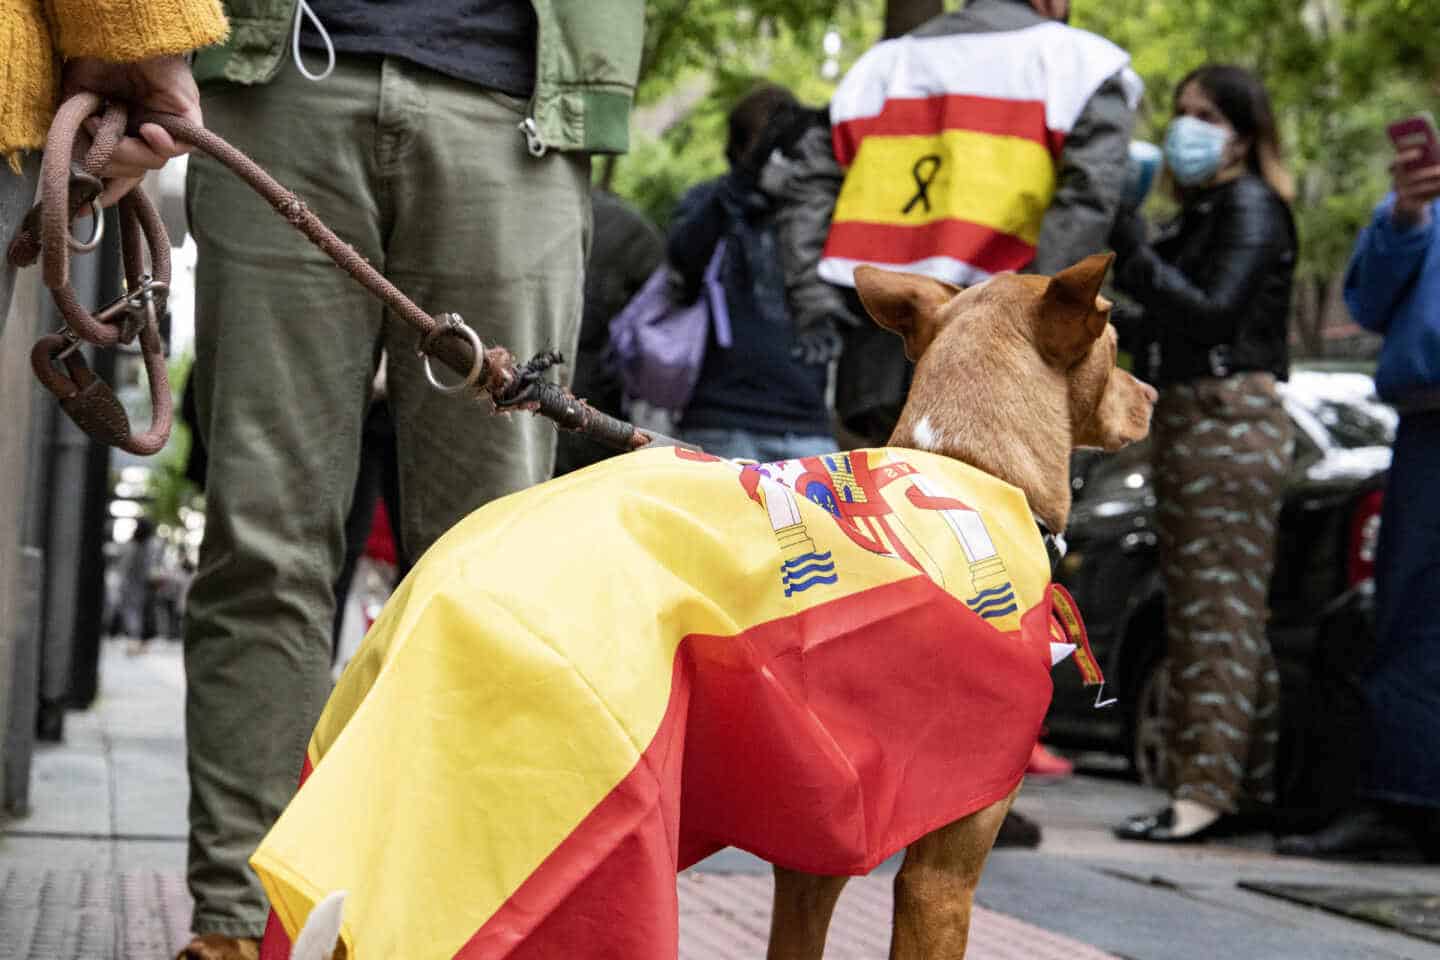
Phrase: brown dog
[
  {"left": 247, "top": 253, "right": 1152, "bottom": 960},
  {"left": 767, "top": 252, "right": 1155, "bottom": 960}
]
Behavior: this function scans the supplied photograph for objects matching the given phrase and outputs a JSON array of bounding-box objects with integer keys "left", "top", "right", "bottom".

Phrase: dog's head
[{"left": 854, "top": 253, "right": 1156, "bottom": 529}]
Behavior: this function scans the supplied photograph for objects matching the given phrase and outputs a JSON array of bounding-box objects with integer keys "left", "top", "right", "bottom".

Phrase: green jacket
[{"left": 193, "top": 0, "right": 644, "bottom": 154}]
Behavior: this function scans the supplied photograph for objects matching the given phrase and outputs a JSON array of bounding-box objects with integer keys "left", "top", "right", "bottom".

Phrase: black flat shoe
[
  {"left": 994, "top": 809, "right": 1042, "bottom": 848},
  {"left": 1113, "top": 806, "right": 1242, "bottom": 843},
  {"left": 1275, "top": 807, "right": 1422, "bottom": 861}
]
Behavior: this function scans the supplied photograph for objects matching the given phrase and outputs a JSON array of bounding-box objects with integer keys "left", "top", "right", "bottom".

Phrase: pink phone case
[{"left": 1387, "top": 113, "right": 1440, "bottom": 170}]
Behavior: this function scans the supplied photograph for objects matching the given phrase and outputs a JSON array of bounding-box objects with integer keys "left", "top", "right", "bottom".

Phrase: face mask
[{"left": 1164, "top": 116, "right": 1230, "bottom": 187}]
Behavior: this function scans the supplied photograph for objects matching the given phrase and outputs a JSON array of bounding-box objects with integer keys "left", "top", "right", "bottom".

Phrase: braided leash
[{"left": 8, "top": 96, "right": 656, "bottom": 457}]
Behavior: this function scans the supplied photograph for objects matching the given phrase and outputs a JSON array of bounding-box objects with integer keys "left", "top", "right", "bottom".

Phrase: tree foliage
[
  {"left": 619, "top": 0, "right": 1440, "bottom": 351},
  {"left": 1075, "top": 0, "right": 1440, "bottom": 350},
  {"left": 610, "top": 0, "right": 886, "bottom": 226}
]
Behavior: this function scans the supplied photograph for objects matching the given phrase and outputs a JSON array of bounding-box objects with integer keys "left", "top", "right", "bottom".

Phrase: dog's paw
[{"left": 291, "top": 890, "right": 348, "bottom": 960}]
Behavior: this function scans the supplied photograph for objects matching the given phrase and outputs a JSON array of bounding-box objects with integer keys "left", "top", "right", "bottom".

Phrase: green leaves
[
  {"left": 612, "top": 0, "right": 884, "bottom": 226},
  {"left": 1074, "top": 0, "right": 1439, "bottom": 284},
  {"left": 618, "top": 0, "right": 1437, "bottom": 346}
]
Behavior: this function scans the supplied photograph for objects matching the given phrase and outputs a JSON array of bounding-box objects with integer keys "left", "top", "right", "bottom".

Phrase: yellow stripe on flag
[{"left": 832, "top": 130, "right": 1056, "bottom": 245}]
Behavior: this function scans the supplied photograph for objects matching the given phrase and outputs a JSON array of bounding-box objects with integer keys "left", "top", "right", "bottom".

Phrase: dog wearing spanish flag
[{"left": 258, "top": 252, "right": 1154, "bottom": 960}]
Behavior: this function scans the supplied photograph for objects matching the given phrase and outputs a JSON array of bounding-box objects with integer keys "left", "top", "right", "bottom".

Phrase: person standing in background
[
  {"left": 1108, "top": 65, "right": 1298, "bottom": 844},
  {"left": 118, "top": 517, "right": 162, "bottom": 653},
  {"left": 775, "top": 0, "right": 1142, "bottom": 445},
  {"left": 1277, "top": 126, "right": 1440, "bottom": 862},
  {"left": 767, "top": 0, "right": 1141, "bottom": 845},
  {"left": 665, "top": 83, "right": 836, "bottom": 463}
]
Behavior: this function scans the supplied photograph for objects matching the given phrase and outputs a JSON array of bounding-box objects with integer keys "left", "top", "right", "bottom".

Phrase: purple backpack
[{"left": 609, "top": 240, "right": 732, "bottom": 413}]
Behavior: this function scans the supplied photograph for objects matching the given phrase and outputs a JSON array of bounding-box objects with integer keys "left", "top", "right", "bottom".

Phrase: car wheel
[{"left": 1132, "top": 655, "right": 1175, "bottom": 789}]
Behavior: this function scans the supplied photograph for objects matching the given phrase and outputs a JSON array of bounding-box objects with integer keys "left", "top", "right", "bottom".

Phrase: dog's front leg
[
  {"left": 889, "top": 786, "right": 1018, "bottom": 959},
  {"left": 767, "top": 866, "right": 850, "bottom": 960}
]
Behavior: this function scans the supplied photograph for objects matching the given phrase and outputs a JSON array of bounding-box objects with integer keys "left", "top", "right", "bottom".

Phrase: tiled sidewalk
[
  {"left": 0, "top": 642, "right": 1118, "bottom": 959},
  {"left": 0, "top": 865, "right": 1117, "bottom": 960},
  {"left": 6, "top": 642, "right": 1438, "bottom": 960}
]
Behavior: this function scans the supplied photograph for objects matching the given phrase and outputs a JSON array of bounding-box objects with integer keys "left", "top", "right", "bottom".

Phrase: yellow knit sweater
[{"left": 1, "top": 0, "right": 228, "bottom": 165}]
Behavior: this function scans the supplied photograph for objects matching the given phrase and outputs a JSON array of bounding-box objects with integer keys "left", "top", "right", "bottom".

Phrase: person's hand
[
  {"left": 1108, "top": 208, "right": 1147, "bottom": 261},
  {"left": 791, "top": 317, "right": 845, "bottom": 366},
  {"left": 1391, "top": 147, "right": 1440, "bottom": 231},
  {"left": 62, "top": 54, "right": 201, "bottom": 207}
]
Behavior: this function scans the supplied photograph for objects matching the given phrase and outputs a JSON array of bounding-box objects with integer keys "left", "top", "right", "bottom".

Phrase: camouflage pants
[{"left": 1153, "top": 373, "right": 1292, "bottom": 812}]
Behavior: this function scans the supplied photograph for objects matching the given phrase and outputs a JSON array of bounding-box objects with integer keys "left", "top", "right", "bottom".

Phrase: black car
[{"left": 1045, "top": 368, "right": 1394, "bottom": 815}]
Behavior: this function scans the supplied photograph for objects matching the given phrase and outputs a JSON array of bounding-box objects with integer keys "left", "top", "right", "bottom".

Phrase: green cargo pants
[{"left": 183, "top": 55, "right": 590, "bottom": 937}]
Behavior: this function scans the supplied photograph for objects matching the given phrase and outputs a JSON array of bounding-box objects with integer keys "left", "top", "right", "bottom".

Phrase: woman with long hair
[{"left": 1108, "top": 64, "right": 1298, "bottom": 842}]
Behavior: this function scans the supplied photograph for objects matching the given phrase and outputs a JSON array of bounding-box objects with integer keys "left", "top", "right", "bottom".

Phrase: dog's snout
[{"left": 1139, "top": 381, "right": 1158, "bottom": 404}]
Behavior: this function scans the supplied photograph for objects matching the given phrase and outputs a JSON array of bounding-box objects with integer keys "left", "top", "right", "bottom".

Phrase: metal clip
[
  {"left": 518, "top": 117, "right": 547, "bottom": 158},
  {"left": 418, "top": 314, "right": 485, "bottom": 395},
  {"left": 52, "top": 325, "right": 84, "bottom": 361},
  {"left": 93, "top": 275, "right": 170, "bottom": 345}
]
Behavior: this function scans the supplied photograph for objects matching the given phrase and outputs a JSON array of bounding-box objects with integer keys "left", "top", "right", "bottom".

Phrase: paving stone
[{"left": 0, "top": 866, "right": 1117, "bottom": 960}]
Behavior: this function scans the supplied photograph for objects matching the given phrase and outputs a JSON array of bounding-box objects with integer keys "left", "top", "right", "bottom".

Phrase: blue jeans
[
  {"left": 680, "top": 427, "right": 836, "bottom": 463},
  {"left": 1363, "top": 410, "right": 1440, "bottom": 808}
]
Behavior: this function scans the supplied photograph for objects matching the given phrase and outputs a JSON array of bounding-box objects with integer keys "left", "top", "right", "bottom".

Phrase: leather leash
[{"left": 7, "top": 95, "right": 655, "bottom": 457}]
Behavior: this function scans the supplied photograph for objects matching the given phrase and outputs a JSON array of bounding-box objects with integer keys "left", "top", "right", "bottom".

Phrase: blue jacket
[{"left": 1345, "top": 196, "right": 1440, "bottom": 408}]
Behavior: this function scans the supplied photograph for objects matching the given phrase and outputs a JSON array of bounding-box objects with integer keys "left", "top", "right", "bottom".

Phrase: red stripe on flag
[
  {"left": 833, "top": 94, "right": 1061, "bottom": 166},
  {"left": 460, "top": 575, "right": 1053, "bottom": 957},
  {"left": 906, "top": 486, "right": 972, "bottom": 513},
  {"left": 824, "top": 218, "right": 1036, "bottom": 276},
  {"left": 259, "top": 758, "right": 316, "bottom": 960},
  {"left": 457, "top": 656, "right": 691, "bottom": 960}
]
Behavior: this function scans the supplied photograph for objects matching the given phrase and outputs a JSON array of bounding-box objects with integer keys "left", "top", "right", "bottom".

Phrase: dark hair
[
  {"left": 134, "top": 516, "right": 156, "bottom": 541},
  {"left": 1175, "top": 64, "right": 1293, "bottom": 201},
  {"left": 725, "top": 83, "right": 799, "bottom": 169}
]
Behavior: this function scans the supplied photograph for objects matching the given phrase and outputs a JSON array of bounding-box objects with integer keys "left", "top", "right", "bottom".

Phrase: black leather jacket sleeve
[{"left": 1115, "top": 177, "right": 1294, "bottom": 347}]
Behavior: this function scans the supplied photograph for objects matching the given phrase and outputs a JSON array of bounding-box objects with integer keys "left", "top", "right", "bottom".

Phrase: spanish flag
[
  {"left": 254, "top": 445, "right": 1096, "bottom": 959},
  {"left": 819, "top": 24, "right": 1140, "bottom": 289}
]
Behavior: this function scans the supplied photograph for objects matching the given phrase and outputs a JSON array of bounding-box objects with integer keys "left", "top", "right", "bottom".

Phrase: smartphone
[{"left": 1386, "top": 111, "right": 1440, "bottom": 170}]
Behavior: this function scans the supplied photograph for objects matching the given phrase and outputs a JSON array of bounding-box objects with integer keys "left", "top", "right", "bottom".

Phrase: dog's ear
[
  {"left": 1037, "top": 253, "right": 1114, "bottom": 367},
  {"left": 854, "top": 266, "right": 962, "bottom": 362}
]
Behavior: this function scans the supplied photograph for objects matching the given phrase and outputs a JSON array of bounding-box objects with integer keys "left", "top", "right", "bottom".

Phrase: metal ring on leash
[
  {"left": 67, "top": 198, "right": 104, "bottom": 253},
  {"left": 420, "top": 315, "right": 484, "bottom": 395}
]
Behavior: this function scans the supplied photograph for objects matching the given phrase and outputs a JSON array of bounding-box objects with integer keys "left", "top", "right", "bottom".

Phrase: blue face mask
[{"left": 1164, "top": 116, "right": 1230, "bottom": 187}]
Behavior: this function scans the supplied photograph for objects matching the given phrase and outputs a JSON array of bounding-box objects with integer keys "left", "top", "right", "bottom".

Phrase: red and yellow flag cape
[{"left": 255, "top": 446, "right": 1083, "bottom": 959}]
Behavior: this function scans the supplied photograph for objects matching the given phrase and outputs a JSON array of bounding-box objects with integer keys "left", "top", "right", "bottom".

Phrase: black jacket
[{"left": 1113, "top": 174, "right": 1297, "bottom": 387}]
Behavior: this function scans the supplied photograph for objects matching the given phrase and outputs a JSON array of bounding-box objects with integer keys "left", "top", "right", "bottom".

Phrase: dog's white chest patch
[{"left": 912, "top": 415, "right": 945, "bottom": 452}]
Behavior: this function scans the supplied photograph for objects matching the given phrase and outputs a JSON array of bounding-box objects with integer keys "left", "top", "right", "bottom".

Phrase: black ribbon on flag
[{"left": 902, "top": 154, "right": 943, "bottom": 215}]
